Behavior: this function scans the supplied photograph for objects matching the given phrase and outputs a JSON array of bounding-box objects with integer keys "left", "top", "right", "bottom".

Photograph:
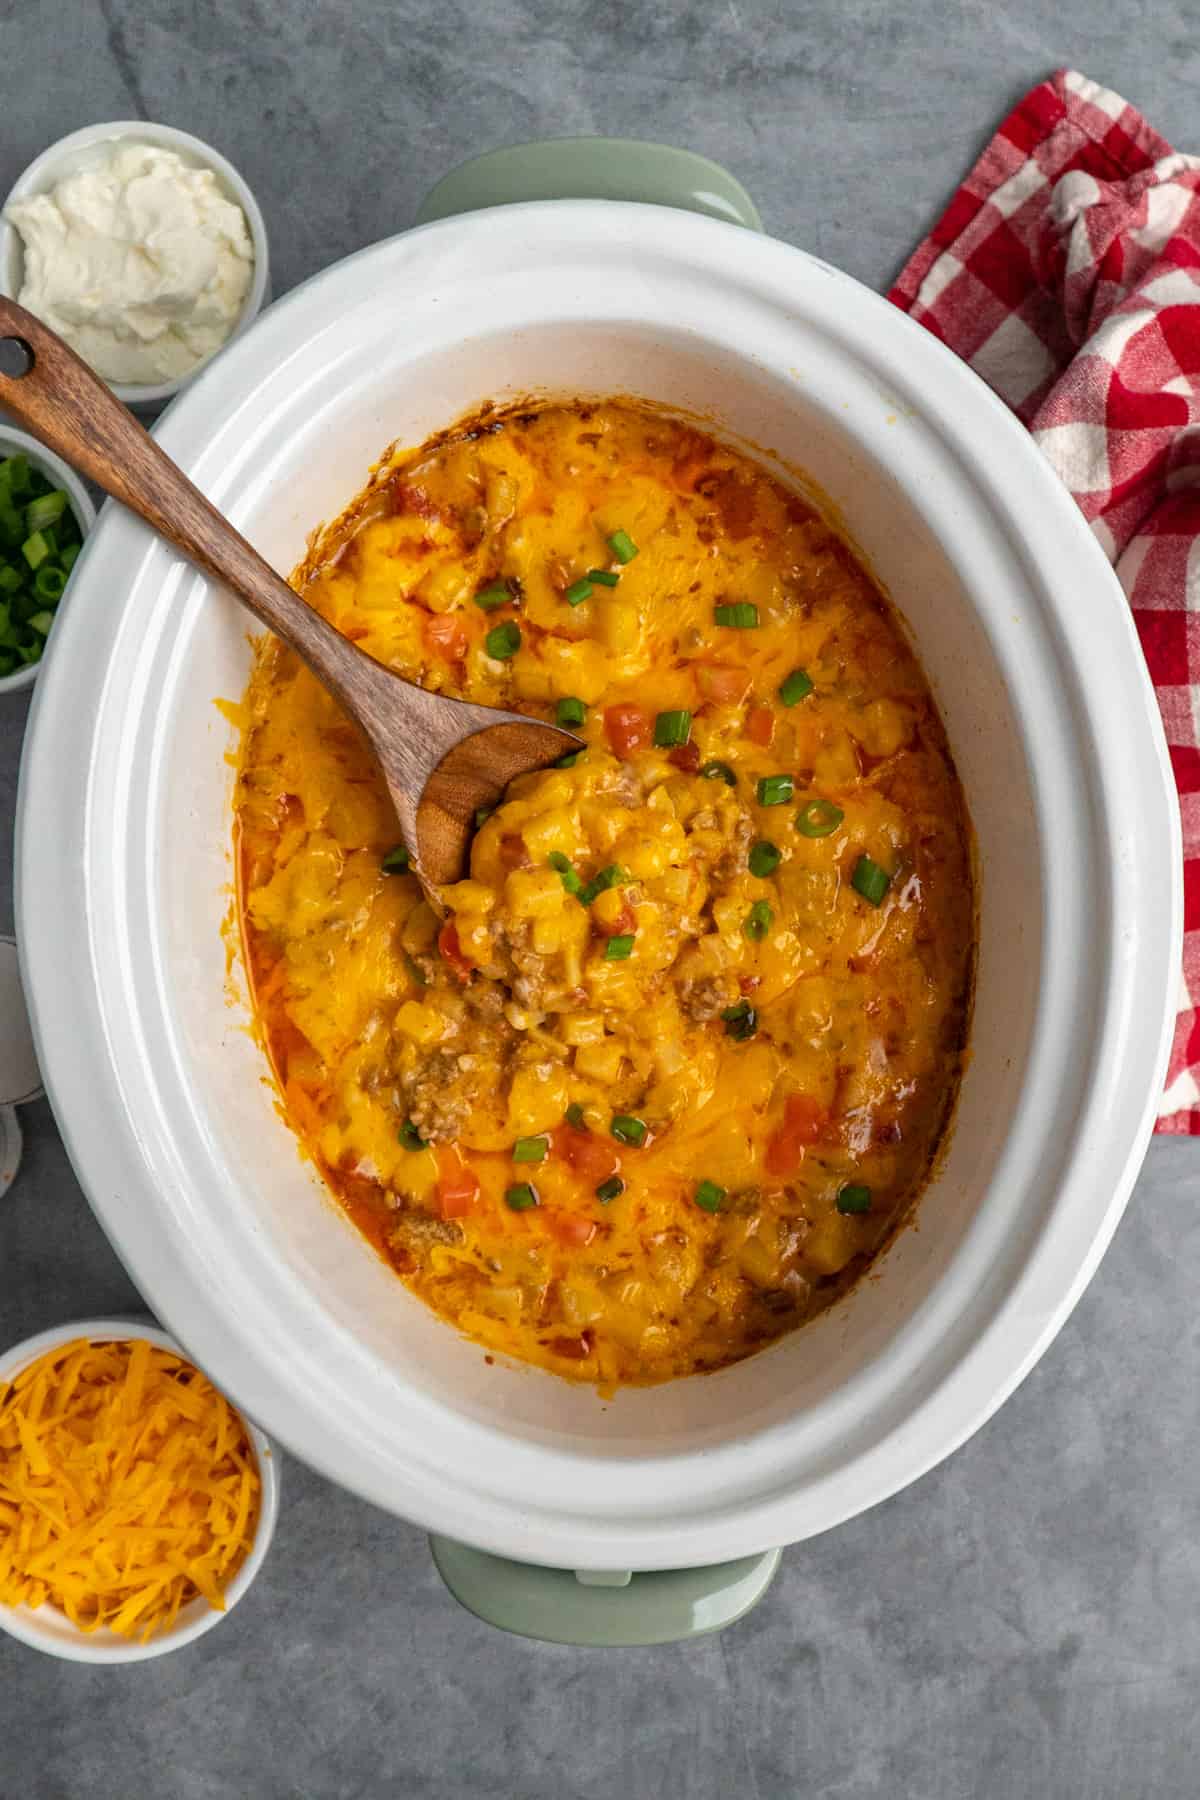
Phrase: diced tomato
[
  {"left": 604, "top": 703, "right": 651, "bottom": 760},
  {"left": 668, "top": 741, "right": 701, "bottom": 773},
  {"left": 438, "top": 919, "right": 473, "bottom": 982},
  {"left": 547, "top": 1213, "right": 598, "bottom": 1248},
  {"left": 739, "top": 974, "right": 761, "bottom": 995},
  {"left": 423, "top": 612, "right": 469, "bottom": 667},
  {"left": 746, "top": 705, "right": 775, "bottom": 748},
  {"left": 553, "top": 1124, "right": 620, "bottom": 1188},
  {"left": 435, "top": 1149, "right": 479, "bottom": 1219},
  {"left": 594, "top": 901, "right": 636, "bottom": 939},
  {"left": 697, "top": 664, "right": 750, "bottom": 705},
  {"left": 764, "top": 1093, "right": 828, "bottom": 1177}
]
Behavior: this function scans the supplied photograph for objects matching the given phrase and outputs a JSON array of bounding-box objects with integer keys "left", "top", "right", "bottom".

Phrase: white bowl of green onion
[{"left": 0, "top": 427, "right": 95, "bottom": 693}]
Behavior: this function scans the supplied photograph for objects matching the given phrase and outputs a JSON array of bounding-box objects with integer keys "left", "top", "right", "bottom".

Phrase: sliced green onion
[
  {"left": 548, "top": 851, "right": 583, "bottom": 897},
  {"left": 578, "top": 864, "right": 626, "bottom": 906},
  {"left": 4, "top": 455, "right": 29, "bottom": 496},
  {"left": 694, "top": 1179, "right": 727, "bottom": 1213},
  {"left": 744, "top": 899, "right": 773, "bottom": 941},
  {"left": 778, "top": 667, "right": 814, "bottom": 706},
  {"left": 603, "top": 934, "right": 635, "bottom": 961},
  {"left": 474, "top": 582, "right": 511, "bottom": 611},
  {"left": 837, "top": 1183, "right": 872, "bottom": 1215},
  {"left": 713, "top": 602, "right": 759, "bottom": 628},
  {"left": 565, "top": 1102, "right": 587, "bottom": 1129},
  {"left": 595, "top": 1174, "right": 625, "bottom": 1203},
  {"left": 27, "top": 611, "right": 53, "bottom": 637},
  {"left": 556, "top": 696, "right": 587, "bottom": 728},
  {"left": 32, "top": 564, "right": 66, "bottom": 603},
  {"left": 565, "top": 577, "right": 594, "bottom": 606},
  {"left": 795, "top": 798, "right": 844, "bottom": 838},
  {"left": 756, "top": 774, "right": 794, "bottom": 807},
  {"left": 485, "top": 620, "right": 521, "bottom": 659},
  {"left": 21, "top": 531, "right": 49, "bottom": 571},
  {"left": 24, "top": 491, "right": 67, "bottom": 533},
  {"left": 587, "top": 568, "right": 620, "bottom": 588},
  {"left": 611, "top": 1114, "right": 647, "bottom": 1147},
  {"left": 60, "top": 543, "right": 80, "bottom": 574},
  {"left": 474, "top": 806, "right": 493, "bottom": 828},
  {"left": 505, "top": 1182, "right": 540, "bottom": 1211},
  {"left": 607, "top": 529, "right": 638, "bottom": 564},
  {"left": 556, "top": 749, "right": 585, "bottom": 768},
  {"left": 748, "top": 840, "right": 781, "bottom": 878},
  {"left": 513, "top": 1135, "right": 549, "bottom": 1163},
  {"left": 398, "top": 1119, "right": 429, "bottom": 1151},
  {"left": 653, "top": 709, "right": 692, "bottom": 748},
  {"left": 381, "top": 844, "right": 410, "bottom": 874},
  {"left": 851, "top": 854, "right": 892, "bottom": 906},
  {"left": 699, "top": 759, "right": 736, "bottom": 786},
  {"left": 0, "top": 565, "right": 21, "bottom": 596},
  {"left": 721, "top": 1000, "right": 758, "bottom": 1042}
]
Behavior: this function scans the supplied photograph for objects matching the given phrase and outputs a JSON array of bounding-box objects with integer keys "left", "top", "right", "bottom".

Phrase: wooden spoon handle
[{"left": 0, "top": 295, "right": 390, "bottom": 719}]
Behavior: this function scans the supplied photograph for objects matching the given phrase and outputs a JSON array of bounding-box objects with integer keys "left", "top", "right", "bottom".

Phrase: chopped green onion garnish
[
  {"left": 603, "top": 934, "right": 635, "bottom": 961},
  {"left": 713, "top": 602, "right": 759, "bottom": 628},
  {"left": 556, "top": 749, "right": 585, "bottom": 768},
  {"left": 607, "top": 529, "right": 638, "bottom": 564},
  {"left": 513, "top": 1135, "right": 549, "bottom": 1163},
  {"left": 611, "top": 1114, "right": 647, "bottom": 1147},
  {"left": 0, "top": 565, "right": 21, "bottom": 596},
  {"left": 700, "top": 759, "right": 736, "bottom": 786},
  {"left": 4, "top": 455, "right": 29, "bottom": 496},
  {"left": 24, "top": 491, "right": 67, "bottom": 534},
  {"left": 556, "top": 696, "right": 587, "bottom": 728},
  {"left": 851, "top": 854, "right": 892, "bottom": 906},
  {"left": 565, "top": 577, "right": 594, "bottom": 606},
  {"left": 32, "top": 565, "right": 66, "bottom": 603},
  {"left": 694, "top": 1179, "right": 727, "bottom": 1213},
  {"left": 587, "top": 568, "right": 620, "bottom": 587},
  {"left": 595, "top": 1175, "right": 625, "bottom": 1203},
  {"left": 505, "top": 1182, "right": 540, "bottom": 1211},
  {"left": 381, "top": 844, "right": 410, "bottom": 874},
  {"left": 398, "top": 1119, "right": 429, "bottom": 1151},
  {"left": 21, "top": 531, "right": 49, "bottom": 571},
  {"left": 565, "top": 1103, "right": 587, "bottom": 1129},
  {"left": 837, "top": 1183, "right": 872, "bottom": 1215},
  {"left": 548, "top": 851, "right": 583, "bottom": 896},
  {"left": 578, "top": 864, "right": 626, "bottom": 905},
  {"left": 756, "top": 774, "right": 794, "bottom": 807},
  {"left": 720, "top": 1000, "right": 758, "bottom": 1042},
  {"left": 795, "top": 798, "right": 844, "bottom": 838},
  {"left": 27, "top": 611, "right": 53, "bottom": 637},
  {"left": 748, "top": 840, "right": 781, "bottom": 878},
  {"left": 474, "top": 582, "right": 511, "bottom": 611},
  {"left": 474, "top": 806, "right": 493, "bottom": 828},
  {"left": 60, "top": 543, "right": 80, "bottom": 574},
  {"left": 653, "top": 709, "right": 692, "bottom": 748},
  {"left": 485, "top": 620, "right": 521, "bottom": 659},
  {"left": 744, "top": 899, "right": 773, "bottom": 941},
  {"left": 778, "top": 667, "right": 814, "bottom": 706}
]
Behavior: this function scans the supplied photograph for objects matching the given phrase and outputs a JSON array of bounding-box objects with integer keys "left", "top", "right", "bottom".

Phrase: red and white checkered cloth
[{"left": 891, "top": 68, "right": 1200, "bottom": 1134}]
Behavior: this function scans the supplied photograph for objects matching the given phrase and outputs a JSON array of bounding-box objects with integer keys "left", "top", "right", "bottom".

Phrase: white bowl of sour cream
[{"left": 0, "top": 121, "right": 270, "bottom": 412}]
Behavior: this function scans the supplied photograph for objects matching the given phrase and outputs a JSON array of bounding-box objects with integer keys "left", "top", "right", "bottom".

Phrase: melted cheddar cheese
[{"left": 236, "top": 402, "right": 974, "bottom": 1389}]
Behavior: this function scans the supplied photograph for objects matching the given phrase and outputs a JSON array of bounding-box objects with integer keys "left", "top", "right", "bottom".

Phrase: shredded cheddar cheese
[{"left": 0, "top": 1337, "right": 261, "bottom": 1641}]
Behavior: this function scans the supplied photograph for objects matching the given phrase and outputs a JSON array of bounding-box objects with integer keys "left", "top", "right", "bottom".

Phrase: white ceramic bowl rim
[
  {"left": 15, "top": 201, "right": 1181, "bottom": 1570},
  {"left": 0, "top": 426, "right": 96, "bottom": 695},
  {"left": 0, "top": 1317, "right": 279, "bottom": 1662},
  {"left": 0, "top": 120, "right": 270, "bottom": 407}
]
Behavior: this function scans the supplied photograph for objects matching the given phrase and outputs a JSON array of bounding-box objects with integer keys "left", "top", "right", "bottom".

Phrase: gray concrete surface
[{"left": 3, "top": 3, "right": 1200, "bottom": 1795}]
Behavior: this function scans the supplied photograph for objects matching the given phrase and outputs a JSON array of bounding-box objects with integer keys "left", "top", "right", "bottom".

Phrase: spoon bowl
[{"left": 0, "top": 297, "right": 578, "bottom": 892}]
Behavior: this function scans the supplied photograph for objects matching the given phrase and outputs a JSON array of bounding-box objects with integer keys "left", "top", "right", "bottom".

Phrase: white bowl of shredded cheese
[
  {"left": 0, "top": 122, "right": 270, "bottom": 412},
  {"left": 0, "top": 1318, "right": 280, "bottom": 1662}
]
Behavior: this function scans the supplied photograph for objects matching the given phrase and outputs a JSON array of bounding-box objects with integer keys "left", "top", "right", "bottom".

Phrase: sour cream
[{"left": 5, "top": 142, "right": 254, "bottom": 387}]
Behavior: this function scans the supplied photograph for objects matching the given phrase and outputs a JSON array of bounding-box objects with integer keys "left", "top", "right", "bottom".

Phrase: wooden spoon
[{"left": 0, "top": 297, "right": 579, "bottom": 892}]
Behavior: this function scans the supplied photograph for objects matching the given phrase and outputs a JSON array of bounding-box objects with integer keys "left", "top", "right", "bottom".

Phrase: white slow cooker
[{"left": 14, "top": 173, "right": 1180, "bottom": 1636}]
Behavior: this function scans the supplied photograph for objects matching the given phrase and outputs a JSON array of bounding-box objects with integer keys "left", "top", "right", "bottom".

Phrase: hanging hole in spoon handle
[{"left": 0, "top": 337, "right": 33, "bottom": 379}]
